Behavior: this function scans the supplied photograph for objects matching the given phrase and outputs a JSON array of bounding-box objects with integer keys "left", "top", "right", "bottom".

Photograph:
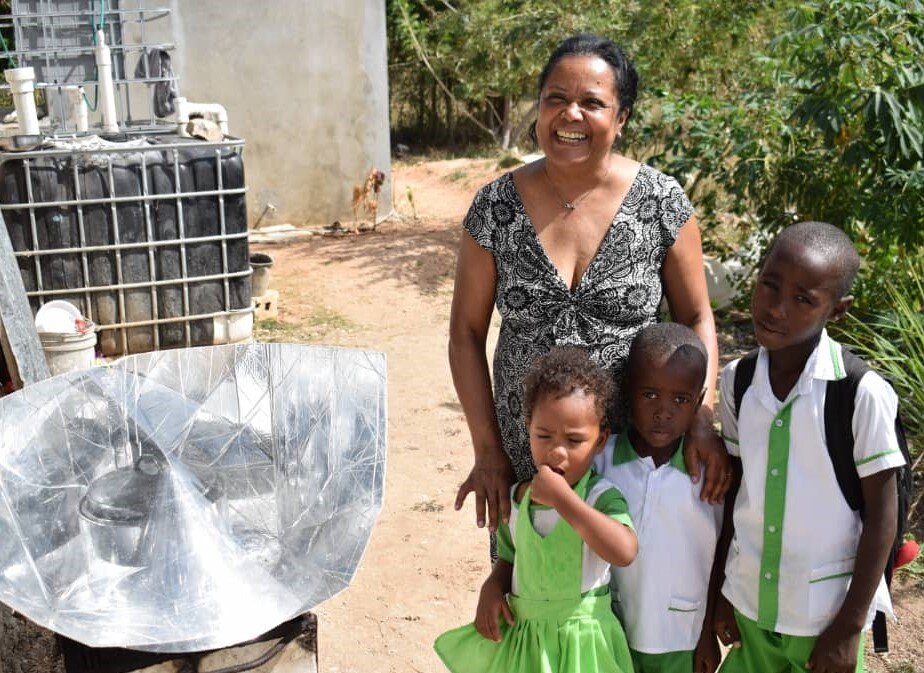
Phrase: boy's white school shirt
[
  {"left": 719, "top": 329, "right": 905, "bottom": 636},
  {"left": 593, "top": 434, "right": 722, "bottom": 653}
]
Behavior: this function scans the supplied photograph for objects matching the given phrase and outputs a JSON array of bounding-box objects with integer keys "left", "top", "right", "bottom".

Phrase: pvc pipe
[
  {"left": 94, "top": 30, "right": 119, "bottom": 133},
  {"left": 176, "top": 97, "right": 229, "bottom": 136},
  {"left": 66, "top": 86, "right": 89, "bottom": 132},
  {"left": 4, "top": 67, "right": 40, "bottom": 136}
]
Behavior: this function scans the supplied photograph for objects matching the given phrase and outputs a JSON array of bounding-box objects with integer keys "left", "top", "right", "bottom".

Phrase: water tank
[{"left": 0, "top": 134, "right": 252, "bottom": 356}]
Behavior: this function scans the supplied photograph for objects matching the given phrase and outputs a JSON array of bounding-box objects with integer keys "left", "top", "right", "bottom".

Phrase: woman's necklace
[{"left": 542, "top": 161, "right": 611, "bottom": 212}]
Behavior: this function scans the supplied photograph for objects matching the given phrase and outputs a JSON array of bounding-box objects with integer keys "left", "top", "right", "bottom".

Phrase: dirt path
[{"left": 252, "top": 158, "right": 922, "bottom": 673}]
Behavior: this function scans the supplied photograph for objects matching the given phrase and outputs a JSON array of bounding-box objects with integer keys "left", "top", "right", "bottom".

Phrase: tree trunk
[{"left": 499, "top": 96, "right": 513, "bottom": 150}]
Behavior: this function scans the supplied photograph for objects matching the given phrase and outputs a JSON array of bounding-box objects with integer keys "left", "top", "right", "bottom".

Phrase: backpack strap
[
  {"left": 822, "top": 348, "right": 869, "bottom": 514},
  {"left": 732, "top": 349, "right": 760, "bottom": 417}
]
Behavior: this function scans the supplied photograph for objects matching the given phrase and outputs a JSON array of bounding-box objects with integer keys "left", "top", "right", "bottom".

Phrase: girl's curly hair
[{"left": 522, "top": 346, "right": 613, "bottom": 425}]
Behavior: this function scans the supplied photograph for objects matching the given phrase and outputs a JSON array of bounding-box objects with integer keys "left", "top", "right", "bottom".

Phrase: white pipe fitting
[
  {"left": 4, "top": 67, "right": 40, "bottom": 136},
  {"left": 175, "top": 97, "right": 229, "bottom": 137},
  {"left": 94, "top": 30, "right": 119, "bottom": 133}
]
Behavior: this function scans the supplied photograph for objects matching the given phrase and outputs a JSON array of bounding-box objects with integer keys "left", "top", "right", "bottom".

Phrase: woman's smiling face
[{"left": 536, "top": 55, "right": 627, "bottom": 167}]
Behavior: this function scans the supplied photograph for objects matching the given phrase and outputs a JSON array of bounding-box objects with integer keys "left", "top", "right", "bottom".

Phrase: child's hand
[
  {"left": 806, "top": 622, "right": 861, "bottom": 673},
  {"left": 474, "top": 576, "right": 514, "bottom": 642},
  {"left": 694, "top": 628, "right": 720, "bottom": 673},
  {"left": 713, "top": 594, "right": 741, "bottom": 649},
  {"left": 529, "top": 464, "right": 571, "bottom": 507}
]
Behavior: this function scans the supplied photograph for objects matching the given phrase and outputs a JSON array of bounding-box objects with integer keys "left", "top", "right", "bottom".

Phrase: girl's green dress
[{"left": 434, "top": 469, "right": 635, "bottom": 673}]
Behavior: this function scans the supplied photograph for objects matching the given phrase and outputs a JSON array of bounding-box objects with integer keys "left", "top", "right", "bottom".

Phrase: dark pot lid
[{"left": 80, "top": 453, "right": 166, "bottom": 525}]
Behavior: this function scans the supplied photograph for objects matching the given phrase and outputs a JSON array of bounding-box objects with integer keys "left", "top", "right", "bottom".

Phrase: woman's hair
[
  {"left": 522, "top": 346, "right": 613, "bottom": 425},
  {"left": 537, "top": 33, "right": 639, "bottom": 121}
]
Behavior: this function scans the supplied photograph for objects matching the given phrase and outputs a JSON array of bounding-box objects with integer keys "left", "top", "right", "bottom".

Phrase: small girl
[{"left": 434, "top": 346, "right": 638, "bottom": 673}]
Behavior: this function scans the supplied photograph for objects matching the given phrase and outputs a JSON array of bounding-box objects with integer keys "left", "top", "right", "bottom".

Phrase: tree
[{"left": 639, "top": 0, "right": 924, "bottom": 307}]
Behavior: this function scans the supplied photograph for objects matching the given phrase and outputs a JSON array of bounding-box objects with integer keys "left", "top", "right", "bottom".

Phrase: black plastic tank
[{"left": 0, "top": 134, "right": 251, "bottom": 356}]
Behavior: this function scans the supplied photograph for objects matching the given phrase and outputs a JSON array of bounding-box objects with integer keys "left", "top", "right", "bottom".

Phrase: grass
[
  {"left": 254, "top": 307, "right": 354, "bottom": 344},
  {"left": 445, "top": 168, "right": 468, "bottom": 182}
]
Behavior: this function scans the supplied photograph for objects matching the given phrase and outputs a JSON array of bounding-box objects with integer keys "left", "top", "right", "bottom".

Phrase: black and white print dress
[{"left": 463, "top": 164, "right": 694, "bottom": 482}]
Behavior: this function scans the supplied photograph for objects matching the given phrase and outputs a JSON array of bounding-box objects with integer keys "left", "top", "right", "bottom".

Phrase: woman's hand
[
  {"left": 455, "top": 448, "right": 514, "bottom": 532},
  {"left": 684, "top": 406, "right": 731, "bottom": 504},
  {"left": 474, "top": 565, "right": 514, "bottom": 642}
]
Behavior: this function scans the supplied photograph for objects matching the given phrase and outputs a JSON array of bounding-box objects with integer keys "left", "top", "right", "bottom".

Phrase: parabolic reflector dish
[{"left": 0, "top": 343, "right": 386, "bottom": 652}]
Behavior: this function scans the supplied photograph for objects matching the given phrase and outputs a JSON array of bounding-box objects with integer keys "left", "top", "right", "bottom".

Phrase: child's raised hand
[
  {"left": 529, "top": 464, "right": 571, "bottom": 507},
  {"left": 806, "top": 622, "right": 861, "bottom": 673},
  {"left": 713, "top": 594, "right": 741, "bottom": 649},
  {"left": 474, "top": 575, "right": 514, "bottom": 642}
]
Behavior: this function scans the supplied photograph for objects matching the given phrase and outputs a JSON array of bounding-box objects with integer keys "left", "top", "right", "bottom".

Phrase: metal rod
[
  {"left": 0, "top": 138, "right": 244, "bottom": 159},
  {"left": 216, "top": 149, "right": 231, "bottom": 313},
  {"left": 23, "top": 269, "right": 251, "bottom": 295},
  {"left": 92, "top": 306, "right": 254, "bottom": 332},
  {"left": 71, "top": 161, "right": 94, "bottom": 322},
  {"left": 9, "top": 231, "right": 249, "bottom": 256},
  {"left": 107, "top": 156, "right": 128, "bottom": 354},
  {"left": 0, "top": 8, "right": 171, "bottom": 22},
  {"left": 173, "top": 148, "right": 192, "bottom": 346},
  {"left": 23, "top": 159, "right": 44, "bottom": 296},
  {"left": 0, "top": 186, "right": 247, "bottom": 210},
  {"left": 140, "top": 151, "right": 159, "bottom": 349}
]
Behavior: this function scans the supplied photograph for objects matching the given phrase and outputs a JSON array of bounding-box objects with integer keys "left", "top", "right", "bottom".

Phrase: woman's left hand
[{"left": 683, "top": 406, "right": 731, "bottom": 504}]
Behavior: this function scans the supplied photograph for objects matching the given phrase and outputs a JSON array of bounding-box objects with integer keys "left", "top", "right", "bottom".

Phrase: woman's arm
[
  {"left": 662, "top": 215, "right": 730, "bottom": 502},
  {"left": 450, "top": 231, "right": 514, "bottom": 532}
]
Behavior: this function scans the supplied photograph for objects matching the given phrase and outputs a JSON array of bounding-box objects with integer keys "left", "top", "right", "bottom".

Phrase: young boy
[
  {"left": 714, "top": 221, "right": 904, "bottom": 673},
  {"left": 596, "top": 322, "right": 724, "bottom": 673}
]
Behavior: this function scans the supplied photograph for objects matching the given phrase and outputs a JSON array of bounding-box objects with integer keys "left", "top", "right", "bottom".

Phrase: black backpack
[{"left": 732, "top": 348, "right": 913, "bottom": 653}]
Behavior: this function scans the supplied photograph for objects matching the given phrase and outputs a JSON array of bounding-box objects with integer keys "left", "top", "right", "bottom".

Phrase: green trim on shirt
[
  {"left": 829, "top": 338, "right": 845, "bottom": 380},
  {"left": 809, "top": 571, "right": 853, "bottom": 584},
  {"left": 856, "top": 449, "right": 900, "bottom": 466},
  {"left": 611, "top": 432, "right": 637, "bottom": 467},
  {"left": 722, "top": 434, "right": 739, "bottom": 445},
  {"left": 669, "top": 437, "right": 689, "bottom": 475},
  {"left": 757, "top": 398, "right": 796, "bottom": 630},
  {"left": 611, "top": 431, "right": 689, "bottom": 476}
]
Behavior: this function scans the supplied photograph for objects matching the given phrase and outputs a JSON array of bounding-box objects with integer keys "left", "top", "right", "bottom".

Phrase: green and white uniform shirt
[
  {"left": 594, "top": 433, "right": 722, "bottom": 653},
  {"left": 497, "top": 470, "right": 634, "bottom": 595},
  {"left": 719, "top": 329, "right": 905, "bottom": 637}
]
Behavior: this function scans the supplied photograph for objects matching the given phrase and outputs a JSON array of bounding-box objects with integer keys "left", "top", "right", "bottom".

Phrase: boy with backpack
[{"left": 713, "top": 221, "right": 911, "bottom": 673}]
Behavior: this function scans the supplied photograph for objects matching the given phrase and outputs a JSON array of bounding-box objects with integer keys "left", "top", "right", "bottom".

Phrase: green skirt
[{"left": 434, "top": 592, "right": 634, "bottom": 673}]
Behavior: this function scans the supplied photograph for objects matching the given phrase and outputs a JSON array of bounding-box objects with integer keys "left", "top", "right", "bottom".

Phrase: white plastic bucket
[{"left": 40, "top": 328, "right": 97, "bottom": 376}]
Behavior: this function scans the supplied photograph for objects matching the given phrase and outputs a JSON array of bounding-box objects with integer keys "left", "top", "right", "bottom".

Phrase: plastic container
[
  {"left": 40, "top": 326, "right": 97, "bottom": 376},
  {"left": 250, "top": 252, "right": 273, "bottom": 297}
]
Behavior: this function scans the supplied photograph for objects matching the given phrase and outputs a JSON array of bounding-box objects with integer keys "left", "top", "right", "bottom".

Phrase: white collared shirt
[
  {"left": 594, "top": 434, "right": 722, "bottom": 653},
  {"left": 719, "top": 330, "right": 904, "bottom": 636}
]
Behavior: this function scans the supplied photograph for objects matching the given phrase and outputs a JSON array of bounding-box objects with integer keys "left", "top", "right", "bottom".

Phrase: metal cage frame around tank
[
  {"left": 0, "top": 135, "right": 253, "bottom": 356},
  {"left": 0, "top": 0, "right": 178, "bottom": 134}
]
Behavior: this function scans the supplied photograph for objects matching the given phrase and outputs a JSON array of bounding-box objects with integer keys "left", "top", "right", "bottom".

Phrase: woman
[{"left": 449, "top": 34, "right": 730, "bottom": 534}]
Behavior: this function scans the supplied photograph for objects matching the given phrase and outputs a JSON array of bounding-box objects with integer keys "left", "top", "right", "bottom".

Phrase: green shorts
[
  {"left": 718, "top": 609, "right": 864, "bottom": 673},
  {"left": 630, "top": 648, "right": 694, "bottom": 673}
]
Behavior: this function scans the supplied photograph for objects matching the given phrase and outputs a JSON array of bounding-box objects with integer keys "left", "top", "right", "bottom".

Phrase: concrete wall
[{"left": 170, "top": 0, "right": 392, "bottom": 227}]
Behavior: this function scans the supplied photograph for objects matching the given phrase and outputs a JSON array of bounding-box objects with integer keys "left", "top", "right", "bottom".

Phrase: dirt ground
[{"left": 252, "top": 157, "right": 924, "bottom": 673}]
